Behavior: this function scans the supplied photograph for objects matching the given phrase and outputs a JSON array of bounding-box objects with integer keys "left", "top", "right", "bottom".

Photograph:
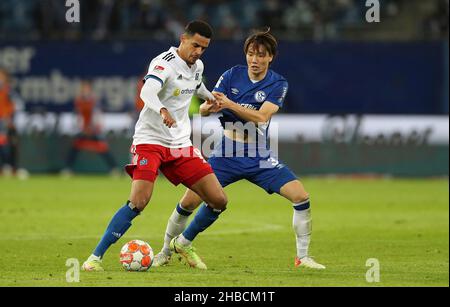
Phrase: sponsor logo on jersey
[
  {"left": 181, "top": 88, "right": 195, "bottom": 95},
  {"left": 231, "top": 88, "right": 239, "bottom": 95},
  {"left": 173, "top": 88, "right": 195, "bottom": 96},
  {"left": 254, "top": 90, "right": 266, "bottom": 102},
  {"left": 239, "top": 103, "right": 258, "bottom": 110}
]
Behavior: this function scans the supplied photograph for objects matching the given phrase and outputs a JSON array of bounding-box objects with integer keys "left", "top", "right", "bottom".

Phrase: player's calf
[{"left": 129, "top": 180, "right": 154, "bottom": 211}]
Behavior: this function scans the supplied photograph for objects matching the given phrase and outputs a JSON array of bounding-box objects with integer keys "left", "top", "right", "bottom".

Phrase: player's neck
[
  {"left": 247, "top": 69, "right": 268, "bottom": 82},
  {"left": 175, "top": 48, "right": 192, "bottom": 68}
]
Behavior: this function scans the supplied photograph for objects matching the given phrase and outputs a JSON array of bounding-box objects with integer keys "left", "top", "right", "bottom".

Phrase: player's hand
[
  {"left": 212, "top": 92, "right": 232, "bottom": 109},
  {"left": 160, "top": 108, "right": 177, "bottom": 128},
  {"left": 205, "top": 99, "right": 223, "bottom": 113},
  {"left": 200, "top": 99, "right": 223, "bottom": 116}
]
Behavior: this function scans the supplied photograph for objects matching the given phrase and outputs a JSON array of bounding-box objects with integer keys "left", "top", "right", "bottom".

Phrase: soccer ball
[{"left": 119, "top": 240, "right": 154, "bottom": 271}]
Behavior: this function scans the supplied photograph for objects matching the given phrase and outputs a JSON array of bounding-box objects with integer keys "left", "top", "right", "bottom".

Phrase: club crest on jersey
[
  {"left": 195, "top": 72, "right": 200, "bottom": 81},
  {"left": 254, "top": 91, "right": 266, "bottom": 102},
  {"left": 177, "top": 74, "right": 183, "bottom": 80},
  {"left": 139, "top": 158, "right": 148, "bottom": 166}
]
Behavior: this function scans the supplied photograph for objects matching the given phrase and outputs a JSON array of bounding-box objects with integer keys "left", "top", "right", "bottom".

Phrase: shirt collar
[{"left": 169, "top": 46, "right": 196, "bottom": 73}]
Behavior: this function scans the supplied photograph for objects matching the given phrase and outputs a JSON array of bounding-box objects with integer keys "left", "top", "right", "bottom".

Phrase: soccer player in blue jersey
[{"left": 153, "top": 29, "right": 325, "bottom": 270}]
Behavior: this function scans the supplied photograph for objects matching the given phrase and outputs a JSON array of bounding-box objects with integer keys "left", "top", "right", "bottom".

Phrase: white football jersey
[{"left": 133, "top": 46, "right": 204, "bottom": 148}]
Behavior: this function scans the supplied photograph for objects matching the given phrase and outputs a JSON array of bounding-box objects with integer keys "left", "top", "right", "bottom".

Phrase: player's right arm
[
  {"left": 140, "top": 79, "right": 176, "bottom": 128},
  {"left": 140, "top": 60, "right": 177, "bottom": 128}
]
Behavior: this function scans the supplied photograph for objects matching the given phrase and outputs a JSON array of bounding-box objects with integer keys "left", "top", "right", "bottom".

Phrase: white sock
[
  {"left": 177, "top": 234, "right": 192, "bottom": 247},
  {"left": 162, "top": 205, "right": 192, "bottom": 255},
  {"left": 293, "top": 203, "right": 312, "bottom": 259},
  {"left": 88, "top": 254, "right": 101, "bottom": 261}
]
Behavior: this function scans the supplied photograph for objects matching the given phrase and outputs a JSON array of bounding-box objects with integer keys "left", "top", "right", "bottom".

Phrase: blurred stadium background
[{"left": 0, "top": 0, "right": 448, "bottom": 177}]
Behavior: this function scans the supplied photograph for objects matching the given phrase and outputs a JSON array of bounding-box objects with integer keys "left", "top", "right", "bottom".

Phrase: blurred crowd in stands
[{"left": 0, "top": 0, "right": 448, "bottom": 41}]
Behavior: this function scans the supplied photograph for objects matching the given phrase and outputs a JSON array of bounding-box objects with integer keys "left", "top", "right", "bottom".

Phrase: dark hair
[
  {"left": 185, "top": 20, "right": 213, "bottom": 39},
  {"left": 244, "top": 27, "right": 278, "bottom": 61}
]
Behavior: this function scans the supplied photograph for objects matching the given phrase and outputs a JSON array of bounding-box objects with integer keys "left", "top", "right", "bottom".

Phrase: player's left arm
[
  {"left": 195, "top": 82, "right": 215, "bottom": 102},
  {"left": 213, "top": 91, "right": 279, "bottom": 124},
  {"left": 196, "top": 83, "right": 223, "bottom": 116}
]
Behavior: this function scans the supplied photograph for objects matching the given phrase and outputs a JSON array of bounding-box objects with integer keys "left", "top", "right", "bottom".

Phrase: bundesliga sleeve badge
[{"left": 153, "top": 65, "right": 165, "bottom": 73}]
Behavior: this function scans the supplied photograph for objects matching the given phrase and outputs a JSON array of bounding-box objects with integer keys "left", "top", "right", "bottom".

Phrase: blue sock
[
  {"left": 93, "top": 201, "right": 140, "bottom": 258},
  {"left": 182, "top": 203, "right": 223, "bottom": 241}
]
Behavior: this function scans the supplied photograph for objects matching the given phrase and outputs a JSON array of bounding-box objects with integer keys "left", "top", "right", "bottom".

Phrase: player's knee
[
  {"left": 180, "top": 192, "right": 203, "bottom": 211},
  {"left": 133, "top": 199, "right": 149, "bottom": 211},
  {"left": 180, "top": 201, "right": 201, "bottom": 211},
  {"left": 130, "top": 194, "right": 151, "bottom": 211},
  {"left": 291, "top": 192, "right": 310, "bottom": 204},
  {"left": 210, "top": 192, "right": 228, "bottom": 210}
]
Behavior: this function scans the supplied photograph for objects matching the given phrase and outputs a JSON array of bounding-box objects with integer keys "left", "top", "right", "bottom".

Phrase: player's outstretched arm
[
  {"left": 213, "top": 92, "right": 278, "bottom": 124},
  {"left": 199, "top": 100, "right": 223, "bottom": 116},
  {"left": 196, "top": 82, "right": 215, "bottom": 102},
  {"left": 200, "top": 89, "right": 223, "bottom": 116}
]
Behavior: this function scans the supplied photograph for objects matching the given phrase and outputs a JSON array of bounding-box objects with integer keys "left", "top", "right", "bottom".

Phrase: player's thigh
[
  {"left": 248, "top": 158, "right": 298, "bottom": 195},
  {"left": 162, "top": 147, "right": 213, "bottom": 187},
  {"left": 189, "top": 173, "right": 228, "bottom": 210},
  {"left": 129, "top": 179, "right": 155, "bottom": 211},
  {"left": 279, "top": 180, "right": 310, "bottom": 204},
  {"left": 179, "top": 188, "right": 203, "bottom": 211},
  {"left": 207, "top": 156, "right": 242, "bottom": 188}
]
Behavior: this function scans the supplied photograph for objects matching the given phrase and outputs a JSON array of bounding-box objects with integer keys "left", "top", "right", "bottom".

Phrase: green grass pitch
[{"left": 0, "top": 175, "right": 448, "bottom": 287}]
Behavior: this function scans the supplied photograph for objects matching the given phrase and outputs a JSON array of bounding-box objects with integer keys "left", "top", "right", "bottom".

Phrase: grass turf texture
[{"left": 0, "top": 175, "right": 448, "bottom": 287}]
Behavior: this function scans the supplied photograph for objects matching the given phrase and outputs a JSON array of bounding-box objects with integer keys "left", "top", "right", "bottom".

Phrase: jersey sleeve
[
  {"left": 143, "top": 58, "right": 173, "bottom": 87},
  {"left": 195, "top": 60, "right": 205, "bottom": 89},
  {"left": 266, "top": 81, "right": 288, "bottom": 108},
  {"left": 213, "top": 69, "right": 232, "bottom": 95}
]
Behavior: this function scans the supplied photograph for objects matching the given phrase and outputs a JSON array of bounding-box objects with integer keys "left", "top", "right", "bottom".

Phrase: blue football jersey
[{"left": 213, "top": 65, "right": 288, "bottom": 151}]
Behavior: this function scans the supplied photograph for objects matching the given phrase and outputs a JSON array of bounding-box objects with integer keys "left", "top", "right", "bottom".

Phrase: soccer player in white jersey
[{"left": 81, "top": 20, "right": 227, "bottom": 271}]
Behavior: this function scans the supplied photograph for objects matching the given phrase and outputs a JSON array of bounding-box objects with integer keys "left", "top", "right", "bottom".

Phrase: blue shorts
[{"left": 208, "top": 155, "right": 297, "bottom": 194}]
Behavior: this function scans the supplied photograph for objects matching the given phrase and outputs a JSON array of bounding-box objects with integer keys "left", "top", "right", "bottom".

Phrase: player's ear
[
  {"left": 180, "top": 33, "right": 191, "bottom": 44},
  {"left": 180, "top": 33, "right": 187, "bottom": 46}
]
